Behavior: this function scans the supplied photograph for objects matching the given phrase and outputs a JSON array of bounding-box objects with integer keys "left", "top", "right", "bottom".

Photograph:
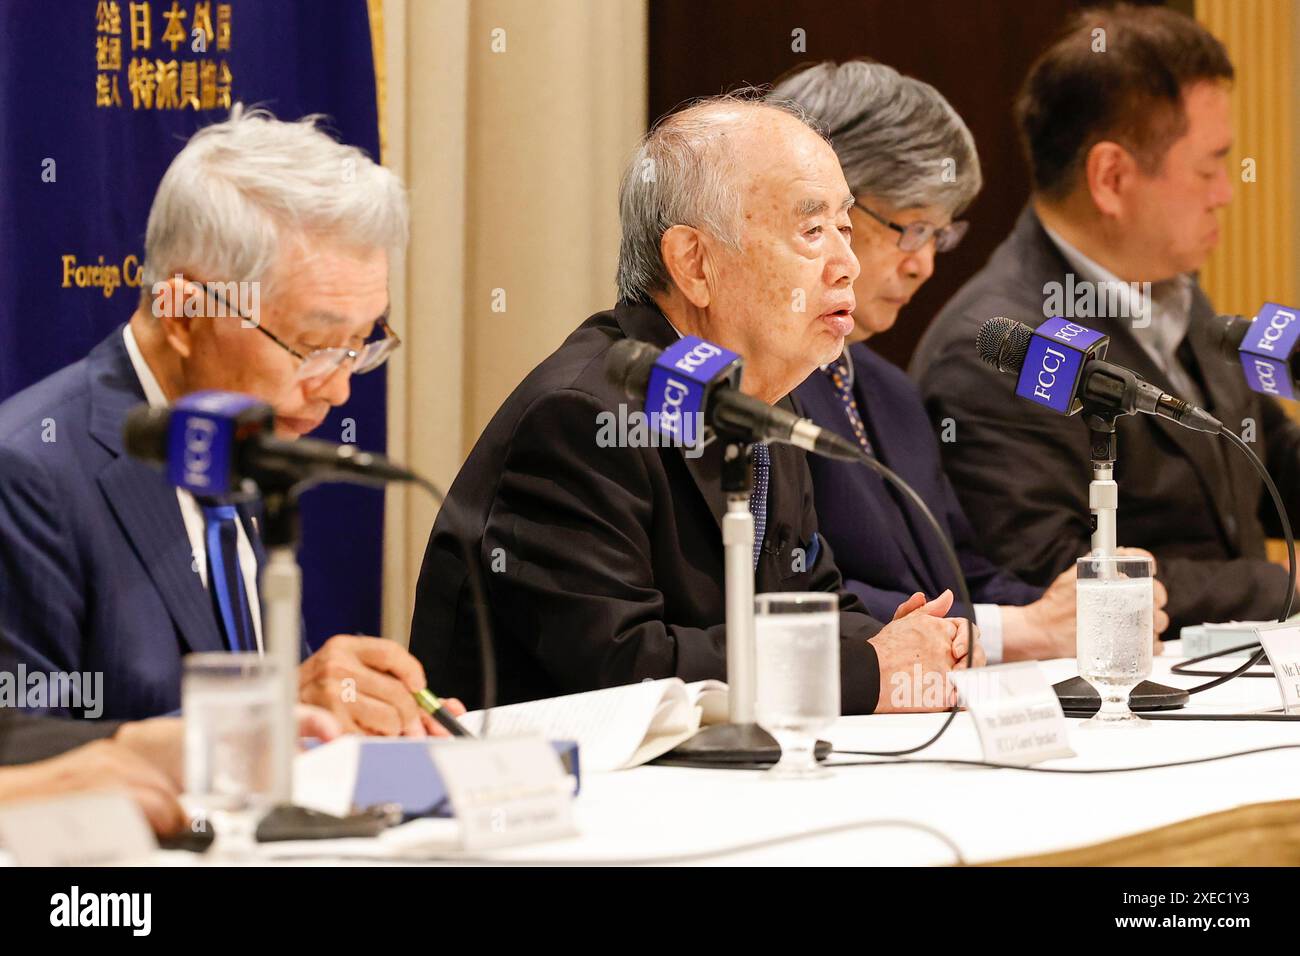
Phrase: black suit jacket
[
  {"left": 410, "top": 303, "right": 884, "bottom": 712},
  {"left": 795, "top": 343, "right": 1043, "bottom": 624},
  {"left": 0, "top": 714, "right": 122, "bottom": 766},
  {"left": 911, "top": 205, "right": 1300, "bottom": 631}
]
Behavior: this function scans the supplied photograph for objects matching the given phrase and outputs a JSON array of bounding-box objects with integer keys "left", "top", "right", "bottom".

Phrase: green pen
[{"left": 414, "top": 688, "right": 473, "bottom": 738}]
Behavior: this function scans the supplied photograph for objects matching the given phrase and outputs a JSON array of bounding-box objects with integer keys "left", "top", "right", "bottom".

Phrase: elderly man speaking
[
  {"left": 0, "top": 106, "right": 461, "bottom": 734},
  {"left": 410, "top": 95, "right": 980, "bottom": 713}
]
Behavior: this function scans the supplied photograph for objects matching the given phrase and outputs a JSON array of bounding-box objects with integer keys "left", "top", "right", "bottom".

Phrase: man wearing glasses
[{"left": 0, "top": 106, "right": 462, "bottom": 734}]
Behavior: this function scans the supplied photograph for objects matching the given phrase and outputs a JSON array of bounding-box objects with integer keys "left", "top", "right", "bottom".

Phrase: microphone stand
[
  {"left": 1052, "top": 405, "right": 1188, "bottom": 714},
  {"left": 253, "top": 480, "right": 396, "bottom": 841},
  {"left": 721, "top": 443, "right": 758, "bottom": 727},
  {"left": 258, "top": 485, "right": 303, "bottom": 805},
  {"left": 1086, "top": 412, "right": 1119, "bottom": 557},
  {"left": 660, "top": 442, "right": 829, "bottom": 767}
]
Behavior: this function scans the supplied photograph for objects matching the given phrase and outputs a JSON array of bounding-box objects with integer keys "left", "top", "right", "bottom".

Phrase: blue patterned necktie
[
  {"left": 750, "top": 442, "right": 770, "bottom": 570},
  {"left": 824, "top": 359, "right": 873, "bottom": 456},
  {"left": 200, "top": 502, "right": 257, "bottom": 653}
]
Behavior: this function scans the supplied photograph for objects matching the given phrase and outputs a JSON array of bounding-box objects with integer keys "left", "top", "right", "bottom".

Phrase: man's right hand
[
  {"left": 0, "top": 739, "right": 186, "bottom": 837},
  {"left": 299, "top": 635, "right": 434, "bottom": 737},
  {"left": 870, "top": 590, "right": 977, "bottom": 713}
]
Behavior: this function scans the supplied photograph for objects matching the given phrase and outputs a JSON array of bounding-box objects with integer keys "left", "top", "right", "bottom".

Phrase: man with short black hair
[{"left": 913, "top": 4, "right": 1300, "bottom": 632}]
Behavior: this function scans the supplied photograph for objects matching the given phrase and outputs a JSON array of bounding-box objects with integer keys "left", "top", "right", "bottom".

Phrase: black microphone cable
[
  {"left": 287, "top": 468, "right": 499, "bottom": 730},
  {"left": 975, "top": 317, "right": 1298, "bottom": 700},
  {"left": 837, "top": 448, "right": 976, "bottom": 757},
  {"left": 1170, "top": 641, "right": 1275, "bottom": 679},
  {"left": 411, "top": 477, "right": 498, "bottom": 727},
  {"left": 831, "top": 741, "right": 1300, "bottom": 772},
  {"left": 1163, "top": 425, "right": 1295, "bottom": 695}
]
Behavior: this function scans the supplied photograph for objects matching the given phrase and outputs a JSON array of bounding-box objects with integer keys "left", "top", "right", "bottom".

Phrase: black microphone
[
  {"left": 605, "top": 337, "right": 861, "bottom": 461},
  {"left": 1213, "top": 313, "right": 1258, "bottom": 357},
  {"left": 1211, "top": 305, "right": 1300, "bottom": 400},
  {"left": 123, "top": 391, "right": 420, "bottom": 496},
  {"left": 976, "top": 316, "right": 1222, "bottom": 434}
]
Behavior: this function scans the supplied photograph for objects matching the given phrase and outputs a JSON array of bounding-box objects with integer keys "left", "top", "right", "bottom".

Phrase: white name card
[
  {"left": 0, "top": 792, "right": 156, "bottom": 866},
  {"left": 1256, "top": 621, "right": 1300, "bottom": 714},
  {"left": 950, "top": 662, "right": 1075, "bottom": 766},
  {"left": 429, "top": 736, "right": 576, "bottom": 851}
]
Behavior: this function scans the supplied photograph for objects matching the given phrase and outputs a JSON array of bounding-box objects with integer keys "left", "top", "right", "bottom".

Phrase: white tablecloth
[{"left": 231, "top": 643, "right": 1300, "bottom": 866}]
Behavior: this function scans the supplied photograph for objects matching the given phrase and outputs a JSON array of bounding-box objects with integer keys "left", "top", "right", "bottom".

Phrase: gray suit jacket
[{"left": 911, "top": 205, "right": 1300, "bottom": 631}]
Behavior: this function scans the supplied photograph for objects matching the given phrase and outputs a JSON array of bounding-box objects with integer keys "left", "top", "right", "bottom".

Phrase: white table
[{"left": 230, "top": 644, "right": 1300, "bottom": 867}]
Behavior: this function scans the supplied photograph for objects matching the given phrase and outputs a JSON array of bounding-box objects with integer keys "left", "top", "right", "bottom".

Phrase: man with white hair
[
  {"left": 411, "top": 94, "right": 981, "bottom": 713},
  {"left": 0, "top": 106, "right": 461, "bottom": 733}
]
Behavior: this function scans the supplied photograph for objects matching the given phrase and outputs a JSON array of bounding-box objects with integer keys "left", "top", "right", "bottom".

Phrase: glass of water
[
  {"left": 183, "top": 653, "right": 278, "bottom": 855},
  {"left": 1076, "top": 554, "right": 1154, "bottom": 729},
  {"left": 754, "top": 592, "right": 840, "bottom": 779}
]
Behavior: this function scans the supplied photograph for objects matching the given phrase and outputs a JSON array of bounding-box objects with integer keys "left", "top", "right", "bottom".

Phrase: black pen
[{"left": 414, "top": 688, "right": 473, "bottom": 738}]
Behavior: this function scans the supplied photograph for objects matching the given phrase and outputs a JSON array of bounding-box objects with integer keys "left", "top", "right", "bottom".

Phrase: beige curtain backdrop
[
  {"left": 1195, "top": 0, "right": 1300, "bottom": 317},
  {"left": 1195, "top": 0, "right": 1300, "bottom": 564},
  {"left": 378, "top": 0, "right": 648, "bottom": 643},
  {"left": 370, "top": 2, "right": 1298, "bottom": 640}
]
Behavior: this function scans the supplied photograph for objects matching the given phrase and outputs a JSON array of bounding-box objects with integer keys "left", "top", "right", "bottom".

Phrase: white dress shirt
[
  {"left": 1041, "top": 223, "right": 1200, "bottom": 402},
  {"left": 122, "top": 326, "right": 264, "bottom": 651}
]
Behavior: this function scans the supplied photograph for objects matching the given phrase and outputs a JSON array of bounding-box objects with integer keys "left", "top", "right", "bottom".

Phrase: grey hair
[
  {"left": 615, "top": 90, "right": 827, "bottom": 306},
  {"left": 141, "top": 103, "right": 408, "bottom": 302},
  {"left": 769, "top": 60, "right": 982, "bottom": 216}
]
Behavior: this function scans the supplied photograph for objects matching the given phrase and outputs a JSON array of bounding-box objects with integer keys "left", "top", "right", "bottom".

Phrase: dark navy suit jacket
[
  {"left": 794, "top": 342, "right": 1042, "bottom": 624},
  {"left": 0, "top": 326, "right": 285, "bottom": 720}
]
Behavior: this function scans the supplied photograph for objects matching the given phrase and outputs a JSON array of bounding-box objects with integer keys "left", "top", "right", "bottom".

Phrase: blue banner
[{"left": 0, "top": 0, "right": 389, "bottom": 648}]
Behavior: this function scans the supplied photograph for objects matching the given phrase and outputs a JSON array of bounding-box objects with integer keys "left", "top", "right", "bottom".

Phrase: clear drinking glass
[
  {"left": 182, "top": 653, "right": 278, "bottom": 855},
  {"left": 754, "top": 592, "right": 840, "bottom": 779},
  {"left": 1076, "top": 554, "right": 1154, "bottom": 729}
]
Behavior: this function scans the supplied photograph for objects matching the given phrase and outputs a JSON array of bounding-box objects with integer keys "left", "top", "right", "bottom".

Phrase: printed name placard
[
  {"left": 1255, "top": 621, "right": 1300, "bottom": 714},
  {"left": 429, "top": 736, "right": 577, "bottom": 851},
  {"left": 0, "top": 792, "right": 156, "bottom": 866},
  {"left": 950, "top": 662, "right": 1075, "bottom": 766}
]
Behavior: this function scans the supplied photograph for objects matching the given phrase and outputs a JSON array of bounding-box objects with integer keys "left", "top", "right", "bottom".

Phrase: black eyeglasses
[
  {"left": 198, "top": 280, "right": 402, "bottom": 383},
  {"left": 854, "top": 201, "right": 969, "bottom": 253}
]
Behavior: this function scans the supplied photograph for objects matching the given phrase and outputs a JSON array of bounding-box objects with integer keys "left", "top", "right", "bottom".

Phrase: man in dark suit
[
  {"left": 777, "top": 61, "right": 1168, "bottom": 662},
  {"left": 912, "top": 7, "right": 1300, "bottom": 633},
  {"left": 0, "top": 106, "right": 457, "bottom": 732},
  {"left": 411, "top": 96, "right": 981, "bottom": 714}
]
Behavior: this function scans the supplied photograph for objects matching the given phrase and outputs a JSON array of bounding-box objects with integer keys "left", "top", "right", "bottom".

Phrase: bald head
[
  {"left": 616, "top": 91, "right": 860, "bottom": 405},
  {"left": 616, "top": 94, "right": 839, "bottom": 305}
]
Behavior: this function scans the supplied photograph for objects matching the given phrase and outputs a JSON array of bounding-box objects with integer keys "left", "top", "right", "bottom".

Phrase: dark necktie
[
  {"left": 200, "top": 502, "right": 257, "bottom": 653},
  {"left": 824, "top": 360, "right": 873, "bottom": 456},
  {"left": 822, "top": 358, "right": 934, "bottom": 590},
  {"left": 750, "top": 442, "right": 770, "bottom": 570}
]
